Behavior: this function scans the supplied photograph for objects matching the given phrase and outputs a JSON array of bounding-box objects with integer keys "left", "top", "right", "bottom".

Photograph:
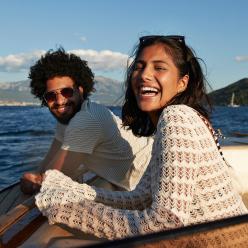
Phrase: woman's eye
[
  {"left": 134, "top": 66, "right": 143, "bottom": 71},
  {"left": 155, "top": 66, "right": 166, "bottom": 70},
  {"left": 134, "top": 63, "right": 143, "bottom": 70}
]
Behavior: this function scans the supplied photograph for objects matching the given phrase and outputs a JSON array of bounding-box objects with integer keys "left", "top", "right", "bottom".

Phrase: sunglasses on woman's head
[
  {"left": 139, "top": 35, "right": 185, "bottom": 44},
  {"left": 43, "top": 87, "right": 76, "bottom": 103}
]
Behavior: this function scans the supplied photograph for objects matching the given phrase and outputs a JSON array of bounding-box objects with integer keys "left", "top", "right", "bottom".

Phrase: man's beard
[{"left": 50, "top": 100, "right": 82, "bottom": 125}]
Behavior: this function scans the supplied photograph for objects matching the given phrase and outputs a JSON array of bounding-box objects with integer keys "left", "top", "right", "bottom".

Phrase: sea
[{"left": 0, "top": 105, "right": 248, "bottom": 191}]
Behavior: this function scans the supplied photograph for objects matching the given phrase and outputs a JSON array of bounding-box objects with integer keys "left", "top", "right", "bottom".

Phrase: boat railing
[
  {"left": 0, "top": 197, "right": 46, "bottom": 248},
  {"left": 84, "top": 214, "right": 248, "bottom": 248}
]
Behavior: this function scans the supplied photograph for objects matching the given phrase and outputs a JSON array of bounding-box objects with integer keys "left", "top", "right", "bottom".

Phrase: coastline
[{"left": 0, "top": 101, "right": 39, "bottom": 106}]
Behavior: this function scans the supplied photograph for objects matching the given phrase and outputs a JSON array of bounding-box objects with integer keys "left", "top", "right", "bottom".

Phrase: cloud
[
  {"left": 0, "top": 49, "right": 128, "bottom": 73},
  {"left": 68, "top": 49, "right": 129, "bottom": 71},
  {"left": 235, "top": 56, "right": 248, "bottom": 62},
  {"left": 79, "top": 36, "right": 87, "bottom": 42},
  {"left": 0, "top": 50, "right": 46, "bottom": 72}
]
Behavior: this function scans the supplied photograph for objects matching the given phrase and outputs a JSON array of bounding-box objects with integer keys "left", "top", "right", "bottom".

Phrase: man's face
[{"left": 44, "top": 76, "right": 83, "bottom": 124}]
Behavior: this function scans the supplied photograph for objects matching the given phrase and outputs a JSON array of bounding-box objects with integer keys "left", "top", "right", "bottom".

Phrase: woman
[{"left": 35, "top": 35, "right": 247, "bottom": 240}]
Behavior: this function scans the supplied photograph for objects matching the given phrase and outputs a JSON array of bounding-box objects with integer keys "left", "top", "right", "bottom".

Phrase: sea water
[{"left": 0, "top": 105, "right": 247, "bottom": 190}]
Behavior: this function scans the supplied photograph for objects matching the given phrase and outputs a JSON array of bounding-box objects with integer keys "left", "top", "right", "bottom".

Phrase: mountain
[
  {"left": 0, "top": 80, "right": 37, "bottom": 105},
  {"left": 0, "top": 76, "right": 124, "bottom": 106},
  {"left": 91, "top": 76, "right": 124, "bottom": 105},
  {"left": 1, "top": 77, "right": 247, "bottom": 106},
  {"left": 208, "top": 78, "right": 248, "bottom": 106}
]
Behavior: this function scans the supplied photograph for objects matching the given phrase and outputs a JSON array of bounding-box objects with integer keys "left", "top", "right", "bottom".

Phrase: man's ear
[
  {"left": 78, "top": 86, "right": 84, "bottom": 95},
  {"left": 178, "top": 74, "right": 189, "bottom": 93}
]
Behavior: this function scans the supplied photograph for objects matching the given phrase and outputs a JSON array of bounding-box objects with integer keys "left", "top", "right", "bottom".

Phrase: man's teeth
[{"left": 140, "top": 86, "right": 158, "bottom": 94}]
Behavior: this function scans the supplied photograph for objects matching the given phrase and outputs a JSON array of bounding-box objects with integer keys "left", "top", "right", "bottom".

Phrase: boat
[
  {"left": 1, "top": 145, "right": 248, "bottom": 247},
  {"left": 90, "top": 214, "right": 248, "bottom": 248},
  {"left": 228, "top": 92, "right": 240, "bottom": 107}
]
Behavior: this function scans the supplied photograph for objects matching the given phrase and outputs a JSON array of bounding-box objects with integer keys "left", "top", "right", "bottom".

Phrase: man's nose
[{"left": 55, "top": 92, "right": 66, "bottom": 104}]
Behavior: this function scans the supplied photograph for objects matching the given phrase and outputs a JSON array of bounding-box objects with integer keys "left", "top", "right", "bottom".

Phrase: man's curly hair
[{"left": 29, "top": 47, "right": 95, "bottom": 106}]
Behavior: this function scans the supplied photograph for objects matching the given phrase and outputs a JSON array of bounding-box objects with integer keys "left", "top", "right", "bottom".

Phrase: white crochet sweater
[{"left": 35, "top": 105, "right": 247, "bottom": 240}]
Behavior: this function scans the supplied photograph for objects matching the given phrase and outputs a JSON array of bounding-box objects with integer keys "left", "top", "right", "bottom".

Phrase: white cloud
[
  {"left": 235, "top": 56, "right": 248, "bottom": 62},
  {"left": 0, "top": 50, "right": 45, "bottom": 72},
  {"left": 68, "top": 49, "right": 128, "bottom": 71},
  {"left": 79, "top": 36, "right": 87, "bottom": 42},
  {"left": 0, "top": 49, "right": 128, "bottom": 73}
]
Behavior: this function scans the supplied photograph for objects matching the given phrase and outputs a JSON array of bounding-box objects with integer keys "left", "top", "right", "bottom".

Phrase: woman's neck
[{"left": 148, "top": 111, "right": 160, "bottom": 126}]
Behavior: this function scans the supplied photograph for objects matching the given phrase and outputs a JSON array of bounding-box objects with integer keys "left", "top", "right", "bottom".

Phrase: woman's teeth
[{"left": 140, "top": 86, "right": 158, "bottom": 95}]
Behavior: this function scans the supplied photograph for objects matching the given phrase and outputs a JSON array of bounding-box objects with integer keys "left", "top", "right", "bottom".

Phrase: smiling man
[{"left": 20, "top": 48, "right": 153, "bottom": 194}]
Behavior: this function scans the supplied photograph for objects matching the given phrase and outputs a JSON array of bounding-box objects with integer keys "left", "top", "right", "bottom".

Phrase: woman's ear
[{"left": 178, "top": 75, "right": 189, "bottom": 93}]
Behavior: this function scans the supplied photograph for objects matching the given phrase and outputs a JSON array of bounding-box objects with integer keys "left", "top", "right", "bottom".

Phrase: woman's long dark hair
[{"left": 122, "top": 36, "right": 212, "bottom": 137}]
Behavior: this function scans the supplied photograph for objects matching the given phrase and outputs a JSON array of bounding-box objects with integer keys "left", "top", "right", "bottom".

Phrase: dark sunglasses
[
  {"left": 139, "top": 35, "right": 185, "bottom": 44},
  {"left": 43, "top": 87, "right": 76, "bottom": 103}
]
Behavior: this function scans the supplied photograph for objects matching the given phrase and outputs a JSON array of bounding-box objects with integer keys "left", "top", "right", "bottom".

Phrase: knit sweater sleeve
[
  {"left": 36, "top": 165, "right": 152, "bottom": 210},
  {"left": 35, "top": 105, "right": 201, "bottom": 239}
]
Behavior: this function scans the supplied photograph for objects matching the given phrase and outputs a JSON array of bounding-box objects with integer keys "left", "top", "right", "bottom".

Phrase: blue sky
[{"left": 0, "top": 0, "right": 247, "bottom": 90}]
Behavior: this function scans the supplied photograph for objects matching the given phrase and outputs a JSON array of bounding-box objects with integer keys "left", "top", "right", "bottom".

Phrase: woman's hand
[{"left": 20, "top": 172, "right": 44, "bottom": 195}]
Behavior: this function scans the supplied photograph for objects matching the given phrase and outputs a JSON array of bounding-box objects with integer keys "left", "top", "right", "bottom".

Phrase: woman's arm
[{"left": 39, "top": 166, "right": 152, "bottom": 210}]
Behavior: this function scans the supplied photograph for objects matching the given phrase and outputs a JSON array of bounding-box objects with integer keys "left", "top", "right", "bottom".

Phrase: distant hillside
[
  {"left": 0, "top": 80, "right": 37, "bottom": 104},
  {"left": 0, "top": 76, "right": 124, "bottom": 106},
  {"left": 1, "top": 77, "right": 247, "bottom": 106},
  {"left": 91, "top": 76, "right": 124, "bottom": 105},
  {"left": 208, "top": 78, "right": 248, "bottom": 106}
]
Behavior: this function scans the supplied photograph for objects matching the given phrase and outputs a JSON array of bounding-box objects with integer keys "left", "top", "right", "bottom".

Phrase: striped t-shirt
[{"left": 55, "top": 99, "right": 153, "bottom": 190}]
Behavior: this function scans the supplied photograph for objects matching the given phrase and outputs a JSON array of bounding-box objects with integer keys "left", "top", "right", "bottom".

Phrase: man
[{"left": 21, "top": 48, "right": 153, "bottom": 194}]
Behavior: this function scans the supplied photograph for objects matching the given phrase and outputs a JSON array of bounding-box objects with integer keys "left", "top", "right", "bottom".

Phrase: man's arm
[
  {"left": 42, "top": 148, "right": 86, "bottom": 179},
  {"left": 21, "top": 138, "right": 86, "bottom": 194},
  {"left": 20, "top": 138, "right": 61, "bottom": 194},
  {"left": 38, "top": 138, "right": 62, "bottom": 172}
]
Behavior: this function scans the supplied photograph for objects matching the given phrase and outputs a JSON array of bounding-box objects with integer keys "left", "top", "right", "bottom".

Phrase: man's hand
[{"left": 20, "top": 172, "right": 43, "bottom": 195}]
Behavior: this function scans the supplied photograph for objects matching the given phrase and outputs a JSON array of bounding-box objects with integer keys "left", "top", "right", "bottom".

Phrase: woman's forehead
[{"left": 137, "top": 43, "right": 175, "bottom": 63}]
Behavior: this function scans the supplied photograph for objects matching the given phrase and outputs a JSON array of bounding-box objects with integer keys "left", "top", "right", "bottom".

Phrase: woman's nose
[{"left": 140, "top": 66, "right": 152, "bottom": 81}]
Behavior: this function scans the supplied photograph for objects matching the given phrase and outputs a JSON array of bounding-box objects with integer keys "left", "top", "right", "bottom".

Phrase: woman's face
[{"left": 131, "top": 43, "right": 188, "bottom": 125}]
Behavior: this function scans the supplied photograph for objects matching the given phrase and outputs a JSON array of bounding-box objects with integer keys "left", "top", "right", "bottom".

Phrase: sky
[{"left": 0, "top": 0, "right": 247, "bottom": 90}]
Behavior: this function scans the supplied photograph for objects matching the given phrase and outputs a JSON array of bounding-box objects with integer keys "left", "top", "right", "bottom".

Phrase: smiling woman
[
  {"left": 122, "top": 35, "right": 209, "bottom": 137},
  {"left": 130, "top": 43, "right": 189, "bottom": 125},
  {"left": 34, "top": 35, "right": 247, "bottom": 240}
]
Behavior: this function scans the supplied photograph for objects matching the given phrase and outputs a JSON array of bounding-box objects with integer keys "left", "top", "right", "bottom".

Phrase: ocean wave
[{"left": 0, "top": 129, "right": 54, "bottom": 137}]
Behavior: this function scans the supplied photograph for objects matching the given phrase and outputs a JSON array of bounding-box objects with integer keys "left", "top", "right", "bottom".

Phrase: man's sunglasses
[
  {"left": 43, "top": 87, "right": 77, "bottom": 103},
  {"left": 139, "top": 35, "right": 185, "bottom": 44}
]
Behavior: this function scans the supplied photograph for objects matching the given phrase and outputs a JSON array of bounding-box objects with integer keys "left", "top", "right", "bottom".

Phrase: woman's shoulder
[
  {"left": 162, "top": 104, "right": 198, "bottom": 118},
  {"left": 157, "top": 105, "right": 209, "bottom": 142},
  {"left": 158, "top": 104, "right": 204, "bottom": 128}
]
